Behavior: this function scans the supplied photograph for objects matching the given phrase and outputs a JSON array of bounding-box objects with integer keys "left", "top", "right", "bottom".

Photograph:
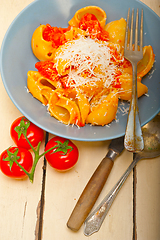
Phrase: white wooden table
[{"left": 0, "top": 0, "right": 160, "bottom": 239}]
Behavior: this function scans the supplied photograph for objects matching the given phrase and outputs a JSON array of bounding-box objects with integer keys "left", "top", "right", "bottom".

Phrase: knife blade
[{"left": 67, "top": 136, "right": 124, "bottom": 232}]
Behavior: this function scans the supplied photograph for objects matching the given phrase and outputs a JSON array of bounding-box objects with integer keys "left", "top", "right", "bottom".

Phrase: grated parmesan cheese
[{"left": 54, "top": 37, "right": 124, "bottom": 89}]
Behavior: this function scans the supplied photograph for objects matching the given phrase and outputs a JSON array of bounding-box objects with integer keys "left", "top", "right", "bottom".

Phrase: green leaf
[
  {"left": 14, "top": 117, "right": 30, "bottom": 139},
  {"left": 52, "top": 140, "right": 73, "bottom": 155},
  {"left": 9, "top": 161, "right": 14, "bottom": 170},
  {"left": 3, "top": 148, "right": 20, "bottom": 171}
]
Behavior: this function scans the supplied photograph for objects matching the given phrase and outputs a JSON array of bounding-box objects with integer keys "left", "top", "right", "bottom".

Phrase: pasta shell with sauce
[
  {"left": 31, "top": 25, "right": 55, "bottom": 61},
  {"left": 68, "top": 6, "right": 107, "bottom": 28}
]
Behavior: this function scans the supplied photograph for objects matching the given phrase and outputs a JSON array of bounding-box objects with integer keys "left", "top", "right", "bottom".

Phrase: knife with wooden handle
[{"left": 67, "top": 136, "right": 124, "bottom": 232}]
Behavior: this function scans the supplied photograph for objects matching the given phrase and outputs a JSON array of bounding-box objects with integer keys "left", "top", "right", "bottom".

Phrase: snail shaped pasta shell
[
  {"left": 118, "top": 73, "right": 148, "bottom": 101},
  {"left": 137, "top": 45, "right": 155, "bottom": 78},
  {"left": 86, "top": 90, "right": 118, "bottom": 126},
  {"left": 31, "top": 25, "right": 55, "bottom": 61},
  {"left": 104, "top": 18, "right": 127, "bottom": 52}
]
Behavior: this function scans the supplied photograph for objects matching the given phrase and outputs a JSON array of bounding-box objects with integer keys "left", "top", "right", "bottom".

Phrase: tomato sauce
[
  {"left": 42, "top": 24, "right": 70, "bottom": 48},
  {"left": 35, "top": 61, "right": 58, "bottom": 81},
  {"left": 79, "top": 13, "right": 109, "bottom": 41}
]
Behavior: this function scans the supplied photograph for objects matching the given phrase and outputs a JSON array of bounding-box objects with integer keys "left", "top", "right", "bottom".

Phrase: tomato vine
[{"left": 1, "top": 117, "right": 79, "bottom": 183}]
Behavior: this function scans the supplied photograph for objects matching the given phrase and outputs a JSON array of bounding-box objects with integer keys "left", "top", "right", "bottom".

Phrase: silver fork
[{"left": 124, "top": 8, "right": 144, "bottom": 152}]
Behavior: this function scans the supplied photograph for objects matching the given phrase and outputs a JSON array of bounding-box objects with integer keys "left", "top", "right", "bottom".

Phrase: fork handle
[
  {"left": 124, "top": 62, "right": 144, "bottom": 152},
  {"left": 84, "top": 153, "right": 141, "bottom": 236}
]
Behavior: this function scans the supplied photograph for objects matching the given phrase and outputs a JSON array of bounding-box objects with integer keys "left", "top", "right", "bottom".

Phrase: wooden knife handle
[{"left": 67, "top": 156, "right": 114, "bottom": 231}]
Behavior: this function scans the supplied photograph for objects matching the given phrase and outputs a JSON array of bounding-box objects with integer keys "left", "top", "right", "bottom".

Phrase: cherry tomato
[
  {"left": 45, "top": 136, "right": 79, "bottom": 171},
  {"left": 0, "top": 147, "right": 33, "bottom": 179},
  {"left": 10, "top": 116, "right": 44, "bottom": 150}
]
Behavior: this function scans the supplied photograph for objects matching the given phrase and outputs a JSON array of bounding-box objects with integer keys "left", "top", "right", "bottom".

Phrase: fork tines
[{"left": 125, "top": 8, "right": 143, "bottom": 52}]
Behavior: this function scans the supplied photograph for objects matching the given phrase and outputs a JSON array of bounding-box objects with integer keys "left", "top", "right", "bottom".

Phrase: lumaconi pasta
[{"left": 28, "top": 6, "right": 155, "bottom": 127}]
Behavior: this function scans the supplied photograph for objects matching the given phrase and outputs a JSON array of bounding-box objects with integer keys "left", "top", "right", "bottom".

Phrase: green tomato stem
[
  {"left": 39, "top": 146, "right": 56, "bottom": 158},
  {"left": 29, "top": 153, "right": 40, "bottom": 183},
  {"left": 23, "top": 132, "right": 36, "bottom": 153},
  {"left": 13, "top": 158, "right": 31, "bottom": 180},
  {"left": 11, "top": 138, "right": 72, "bottom": 183},
  {"left": 14, "top": 144, "right": 42, "bottom": 183}
]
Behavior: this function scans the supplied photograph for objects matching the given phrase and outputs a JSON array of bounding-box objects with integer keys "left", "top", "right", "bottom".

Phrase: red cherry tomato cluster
[
  {"left": 0, "top": 116, "right": 79, "bottom": 181},
  {"left": 0, "top": 116, "right": 44, "bottom": 179}
]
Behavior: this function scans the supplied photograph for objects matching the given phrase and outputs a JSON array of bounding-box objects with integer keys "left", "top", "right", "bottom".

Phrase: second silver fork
[{"left": 124, "top": 8, "right": 144, "bottom": 152}]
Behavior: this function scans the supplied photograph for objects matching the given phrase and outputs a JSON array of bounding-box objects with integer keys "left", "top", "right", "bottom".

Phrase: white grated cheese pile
[{"left": 55, "top": 37, "right": 124, "bottom": 88}]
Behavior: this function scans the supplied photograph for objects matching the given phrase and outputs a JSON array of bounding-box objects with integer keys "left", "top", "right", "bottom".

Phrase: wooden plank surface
[
  {"left": 43, "top": 141, "right": 133, "bottom": 240},
  {"left": 0, "top": 0, "right": 159, "bottom": 239},
  {"left": 0, "top": 2, "right": 44, "bottom": 240}
]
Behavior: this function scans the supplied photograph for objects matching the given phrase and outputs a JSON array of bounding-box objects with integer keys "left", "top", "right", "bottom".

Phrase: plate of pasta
[{"left": 0, "top": 0, "right": 160, "bottom": 141}]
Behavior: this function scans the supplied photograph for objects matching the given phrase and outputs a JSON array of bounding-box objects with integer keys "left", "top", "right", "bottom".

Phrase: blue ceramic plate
[{"left": 0, "top": 0, "right": 160, "bottom": 141}]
